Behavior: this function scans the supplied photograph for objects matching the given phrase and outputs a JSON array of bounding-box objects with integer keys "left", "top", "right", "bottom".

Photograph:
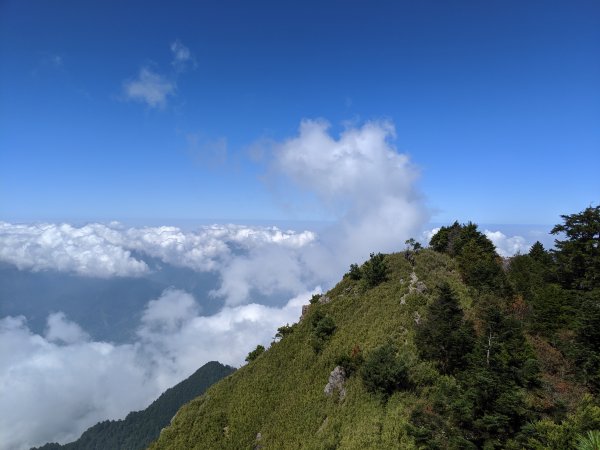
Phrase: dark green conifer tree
[
  {"left": 415, "top": 283, "right": 475, "bottom": 375},
  {"left": 551, "top": 206, "right": 600, "bottom": 291},
  {"left": 460, "top": 300, "right": 540, "bottom": 447},
  {"left": 360, "top": 342, "right": 409, "bottom": 398},
  {"left": 363, "top": 252, "right": 388, "bottom": 287}
]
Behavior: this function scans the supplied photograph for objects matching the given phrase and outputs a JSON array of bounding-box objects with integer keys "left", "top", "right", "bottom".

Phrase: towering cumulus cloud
[
  {"left": 214, "top": 120, "right": 428, "bottom": 305},
  {"left": 275, "top": 119, "right": 427, "bottom": 258}
]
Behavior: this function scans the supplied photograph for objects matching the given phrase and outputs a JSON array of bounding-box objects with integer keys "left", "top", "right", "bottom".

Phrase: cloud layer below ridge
[{"left": 0, "top": 288, "right": 314, "bottom": 449}]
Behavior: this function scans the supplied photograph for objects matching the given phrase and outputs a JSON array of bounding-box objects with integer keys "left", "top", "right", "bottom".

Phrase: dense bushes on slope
[
  {"left": 344, "top": 252, "right": 389, "bottom": 288},
  {"left": 359, "top": 342, "right": 410, "bottom": 398},
  {"left": 246, "top": 345, "right": 266, "bottom": 362}
]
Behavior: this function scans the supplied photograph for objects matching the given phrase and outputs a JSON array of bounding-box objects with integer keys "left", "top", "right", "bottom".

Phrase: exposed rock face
[
  {"left": 254, "top": 432, "right": 262, "bottom": 449},
  {"left": 401, "top": 271, "right": 427, "bottom": 304},
  {"left": 409, "top": 272, "right": 427, "bottom": 294},
  {"left": 414, "top": 311, "right": 421, "bottom": 325},
  {"left": 324, "top": 366, "right": 346, "bottom": 400},
  {"left": 300, "top": 295, "right": 332, "bottom": 321},
  {"left": 319, "top": 295, "right": 331, "bottom": 304},
  {"left": 300, "top": 304, "right": 310, "bottom": 321}
]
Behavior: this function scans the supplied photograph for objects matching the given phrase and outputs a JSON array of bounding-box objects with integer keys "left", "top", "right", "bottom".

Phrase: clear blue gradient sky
[{"left": 1, "top": 0, "right": 598, "bottom": 225}]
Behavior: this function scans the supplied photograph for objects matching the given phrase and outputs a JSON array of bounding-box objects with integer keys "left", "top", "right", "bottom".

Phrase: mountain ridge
[
  {"left": 32, "top": 361, "right": 235, "bottom": 450},
  {"left": 149, "top": 212, "right": 600, "bottom": 449}
]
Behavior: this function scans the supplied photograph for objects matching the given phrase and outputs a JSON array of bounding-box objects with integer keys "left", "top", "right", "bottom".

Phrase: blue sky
[{"left": 1, "top": 0, "right": 598, "bottom": 225}]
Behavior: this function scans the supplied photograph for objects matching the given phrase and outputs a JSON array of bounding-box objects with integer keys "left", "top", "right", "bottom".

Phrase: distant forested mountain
[
  {"left": 33, "top": 361, "right": 234, "bottom": 450},
  {"left": 150, "top": 207, "right": 600, "bottom": 449}
]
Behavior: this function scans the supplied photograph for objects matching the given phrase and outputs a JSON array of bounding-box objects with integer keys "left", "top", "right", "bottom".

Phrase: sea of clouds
[{"left": 0, "top": 120, "right": 534, "bottom": 449}]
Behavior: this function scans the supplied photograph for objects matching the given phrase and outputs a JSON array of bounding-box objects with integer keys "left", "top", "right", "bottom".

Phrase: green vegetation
[
  {"left": 415, "top": 283, "right": 474, "bottom": 375},
  {"left": 310, "top": 293, "right": 323, "bottom": 304},
  {"left": 150, "top": 206, "right": 600, "bottom": 449},
  {"left": 344, "top": 252, "right": 389, "bottom": 288},
  {"left": 363, "top": 252, "right": 388, "bottom": 287},
  {"left": 360, "top": 342, "right": 410, "bottom": 398},
  {"left": 334, "top": 345, "right": 364, "bottom": 377},
  {"left": 346, "top": 263, "right": 362, "bottom": 281},
  {"left": 430, "top": 221, "right": 508, "bottom": 293},
  {"left": 275, "top": 323, "right": 295, "bottom": 340},
  {"left": 551, "top": 205, "right": 600, "bottom": 291},
  {"left": 33, "top": 361, "right": 234, "bottom": 450},
  {"left": 577, "top": 430, "right": 600, "bottom": 450},
  {"left": 405, "top": 238, "right": 422, "bottom": 252},
  {"left": 245, "top": 345, "right": 266, "bottom": 362},
  {"left": 310, "top": 310, "right": 337, "bottom": 353}
]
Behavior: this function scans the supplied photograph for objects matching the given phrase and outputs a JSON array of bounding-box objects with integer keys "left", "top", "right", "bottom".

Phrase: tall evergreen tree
[
  {"left": 415, "top": 283, "right": 475, "bottom": 375},
  {"left": 363, "top": 252, "right": 388, "bottom": 287},
  {"left": 575, "top": 292, "right": 600, "bottom": 392},
  {"left": 551, "top": 205, "right": 600, "bottom": 290},
  {"left": 460, "top": 300, "right": 540, "bottom": 447}
]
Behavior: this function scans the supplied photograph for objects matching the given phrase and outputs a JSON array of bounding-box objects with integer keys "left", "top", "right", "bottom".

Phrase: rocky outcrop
[
  {"left": 409, "top": 271, "right": 427, "bottom": 294},
  {"left": 254, "top": 432, "right": 262, "bottom": 450},
  {"left": 319, "top": 295, "right": 331, "bottom": 304},
  {"left": 324, "top": 366, "right": 346, "bottom": 400},
  {"left": 300, "top": 304, "right": 310, "bottom": 321},
  {"left": 400, "top": 271, "right": 427, "bottom": 304},
  {"left": 414, "top": 311, "right": 421, "bottom": 325},
  {"left": 300, "top": 295, "right": 332, "bottom": 321}
]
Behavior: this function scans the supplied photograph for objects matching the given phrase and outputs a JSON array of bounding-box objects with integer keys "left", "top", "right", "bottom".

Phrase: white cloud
[
  {"left": 0, "top": 222, "right": 149, "bottom": 277},
  {"left": 123, "top": 224, "right": 315, "bottom": 273},
  {"left": 0, "top": 222, "right": 315, "bottom": 279},
  {"left": 140, "top": 288, "right": 200, "bottom": 333},
  {"left": 123, "top": 67, "right": 175, "bottom": 108},
  {"left": 271, "top": 119, "right": 428, "bottom": 270},
  {"left": 136, "top": 288, "right": 315, "bottom": 381},
  {"left": 421, "top": 227, "right": 440, "bottom": 245},
  {"left": 484, "top": 230, "right": 531, "bottom": 257},
  {"left": 210, "top": 119, "right": 428, "bottom": 306},
  {"left": 121, "top": 40, "right": 194, "bottom": 109},
  {"left": 0, "top": 288, "right": 314, "bottom": 449},
  {"left": 46, "top": 312, "right": 90, "bottom": 344},
  {"left": 211, "top": 243, "right": 312, "bottom": 305},
  {"left": 0, "top": 315, "right": 155, "bottom": 450},
  {"left": 275, "top": 120, "right": 414, "bottom": 205},
  {"left": 170, "top": 40, "right": 195, "bottom": 72}
]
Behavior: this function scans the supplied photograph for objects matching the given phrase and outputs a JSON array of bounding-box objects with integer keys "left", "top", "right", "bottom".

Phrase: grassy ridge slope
[{"left": 150, "top": 250, "right": 469, "bottom": 449}]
